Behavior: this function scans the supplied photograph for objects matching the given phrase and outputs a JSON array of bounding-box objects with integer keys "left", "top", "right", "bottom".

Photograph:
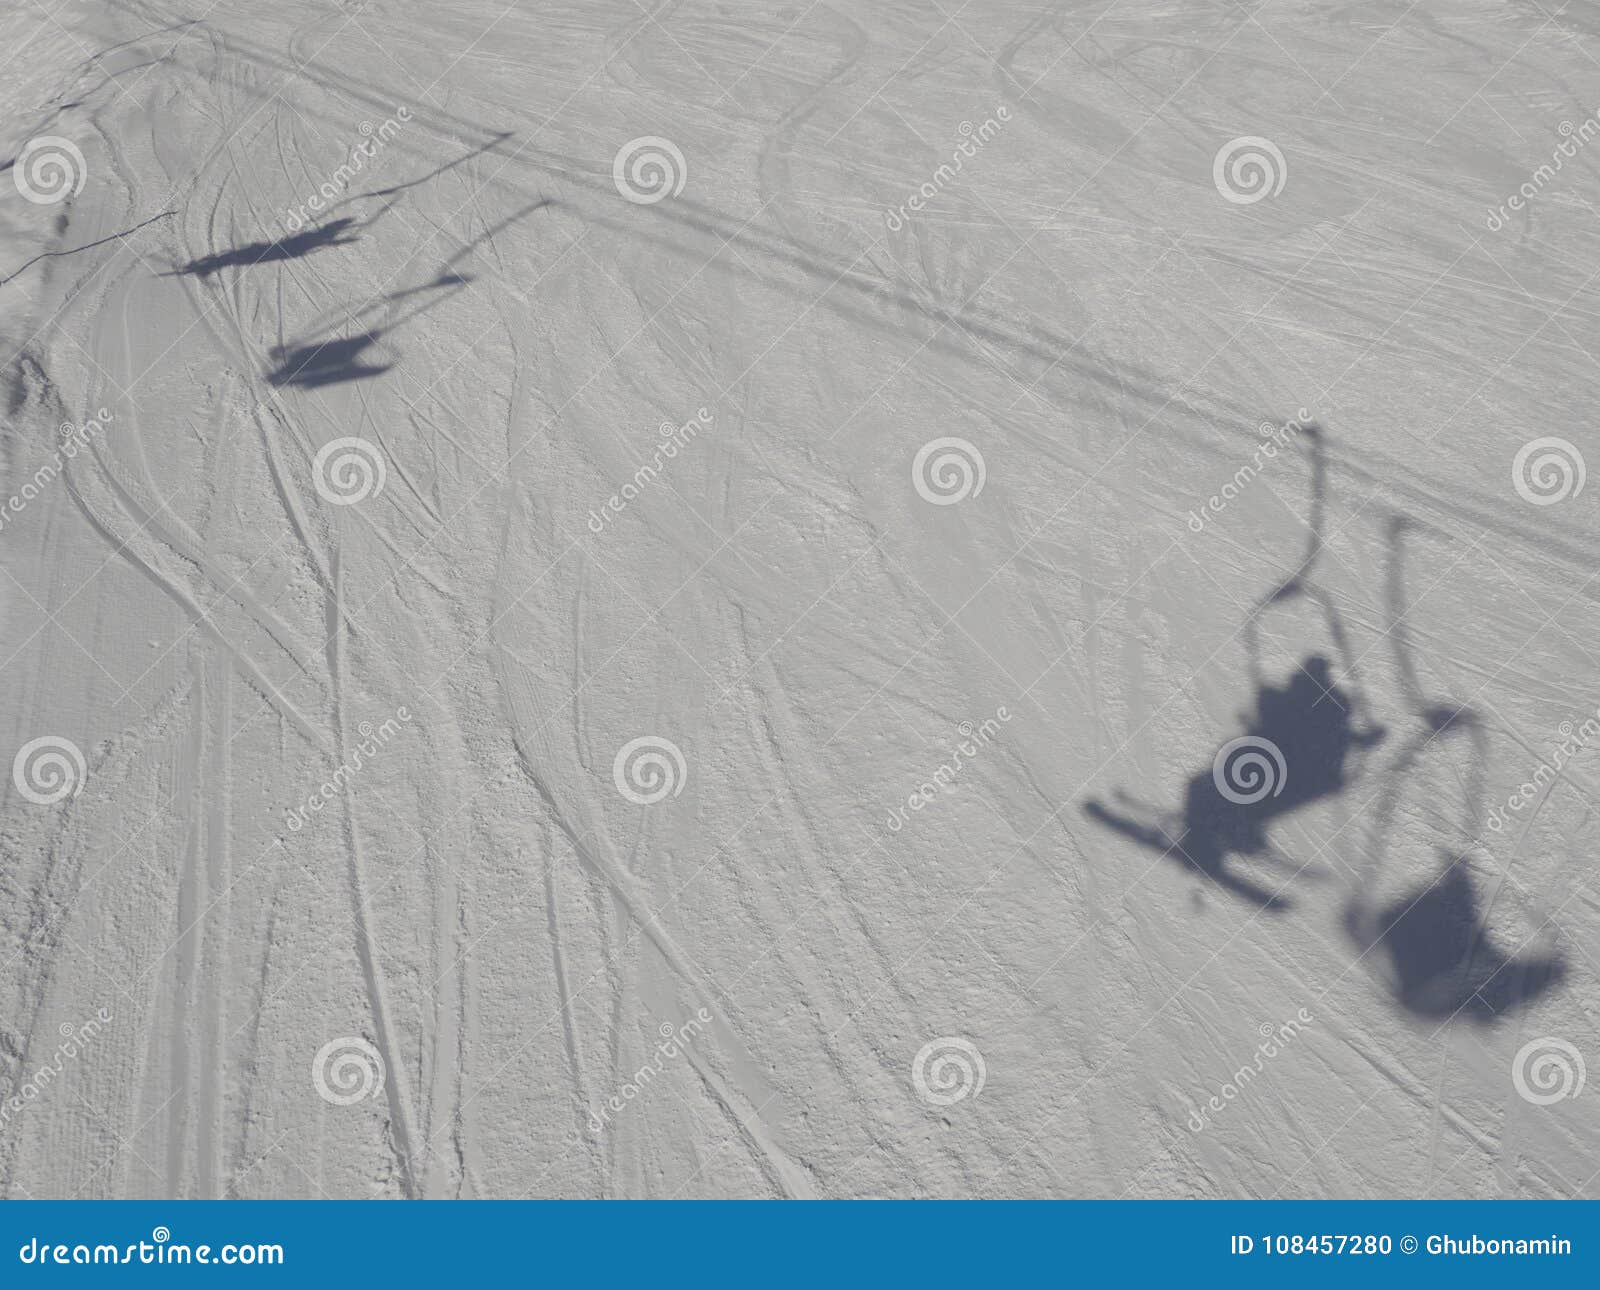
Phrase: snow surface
[{"left": 1, "top": 0, "right": 1597, "bottom": 1199}]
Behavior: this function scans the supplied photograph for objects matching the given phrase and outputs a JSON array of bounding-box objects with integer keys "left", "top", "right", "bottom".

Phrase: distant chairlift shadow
[
  {"left": 266, "top": 331, "right": 390, "bottom": 388},
  {"left": 263, "top": 270, "right": 476, "bottom": 390},
  {"left": 167, "top": 217, "right": 359, "bottom": 278}
]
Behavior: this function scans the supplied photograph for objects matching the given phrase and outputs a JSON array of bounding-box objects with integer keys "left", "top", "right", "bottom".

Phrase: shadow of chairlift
[
  {"left": 1342, "top": 516, "right": 1565, "bottom": 1023},
  {"left": 1084, "top": 424, "right": 1384, "bottom": 913}
]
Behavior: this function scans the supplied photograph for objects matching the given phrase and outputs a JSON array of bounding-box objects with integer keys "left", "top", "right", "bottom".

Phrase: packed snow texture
[{"left": 1, "top": 0, "right": 1597, "bottom": 1199}]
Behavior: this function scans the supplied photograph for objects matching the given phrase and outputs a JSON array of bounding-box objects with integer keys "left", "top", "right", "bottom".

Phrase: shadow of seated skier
[
  {"left": 1085, "top": 655, "right": 1384, "bottom": 912},
  {"left": 167, "top": 217, "right": 359, "bottom": 278}
]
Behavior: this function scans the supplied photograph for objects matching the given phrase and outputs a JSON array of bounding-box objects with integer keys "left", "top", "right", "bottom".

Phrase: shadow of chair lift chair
[
  {"left": 1081, "top": 427, "right": 1565, "bottom": 1021},
  {"left": 1342, "top": 517, "right": 1565, "bottom": 1023},
  {"left": 1084, "top": 424, "right": 1385, "bottom": 913}
]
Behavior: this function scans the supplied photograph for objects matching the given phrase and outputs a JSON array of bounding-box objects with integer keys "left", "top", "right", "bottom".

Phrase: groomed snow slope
[{"left": 1, "top": 0, "right": 1597, "bottom": 1198}]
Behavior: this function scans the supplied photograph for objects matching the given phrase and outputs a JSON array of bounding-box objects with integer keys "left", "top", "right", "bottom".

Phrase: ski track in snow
[{"left": 0, "top": 0, "right": 1597, "bottom": 1198}]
